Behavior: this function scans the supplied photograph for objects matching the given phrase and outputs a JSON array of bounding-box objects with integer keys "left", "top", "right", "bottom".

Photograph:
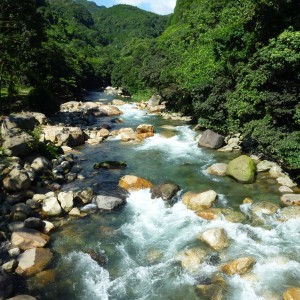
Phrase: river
[{"left": 30, "top": 92, "right": 300, "bottom": 299}]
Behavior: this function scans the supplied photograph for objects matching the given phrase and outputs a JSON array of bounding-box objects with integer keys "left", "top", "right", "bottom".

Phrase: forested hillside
[
  {"left": 114, "top": 0, "right": 300, "bottom": 173},
  {"left": 0, "top": 0, "right": 168, "bottom": 112}
]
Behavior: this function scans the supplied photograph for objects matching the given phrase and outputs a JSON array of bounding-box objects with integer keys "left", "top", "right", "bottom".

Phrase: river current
[{"left": 32, "top": 92, "right": 300, "bottom": 299}]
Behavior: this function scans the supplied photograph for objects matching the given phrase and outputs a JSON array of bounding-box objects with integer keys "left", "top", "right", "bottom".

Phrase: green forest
[{"left": 1, "top": 0, "right": 300, "bottom": 174}]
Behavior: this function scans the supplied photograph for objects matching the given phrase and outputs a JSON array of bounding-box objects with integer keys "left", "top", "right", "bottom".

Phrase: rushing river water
[{"left": 31, "top": 92, "right": 300, "bottom": 299}]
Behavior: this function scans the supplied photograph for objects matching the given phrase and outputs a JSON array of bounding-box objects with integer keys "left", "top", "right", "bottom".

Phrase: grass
[
  {"left": 131, "top": 89, "right": 153, "bottom": 102},
  {"left": 0, "top": 86, "right": 32, "bottom": 115}
]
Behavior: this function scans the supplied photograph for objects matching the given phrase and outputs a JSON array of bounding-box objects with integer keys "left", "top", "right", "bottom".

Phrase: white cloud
[{"left": 115, "top": 0, "right": 176, "bottom": 15}]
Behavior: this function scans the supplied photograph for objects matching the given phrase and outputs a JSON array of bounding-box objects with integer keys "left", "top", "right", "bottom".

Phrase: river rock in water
[
  {"left": 279, "top": 206, "right": 300, "bottom": 221},
  {"left": 118, "top": 175, "right": 153, "bottom": 191},
  {"left": 280, "top": 194, "right": 300, "bottom": 206},
  {"left": 283, "top": 287, "right": 300, "bottom": 300},
  {"left": 251, "top": 201, "right": 279, "bottom": 215},
  {"left": 182, "top": 190, "right": 217, "bottom": 211},
  {"left": 93, "top": 161, "right": 127, "bottom": 169},
  {"left": 95, "top": 195, "right": 126, "bottom": 210},
  {"left": 207, "top": 163, "right": 227, "bottom": 176},
  {"left": 42, "top": 195, "right": 62, "bottom": 217},
  {"left": 226, "top": 155, "right": 256, "bottom": 183},
  {"left": 198, "top": 228, "right": 229, "bottom": 250},
  {"left": 221, "top": 257, "right": 256, "bottom": 275},
  {"left": 16, "top": 248, "right": 53, "bottom": 277},
  {"left": 151, "top": 183, "right": 181, "bottom": 201},
  {"left": 198, "top": 129, "right": 224, "bottom": 149},
  {"left": 176, "top": 248, "right": 207, "bottom": 272}
]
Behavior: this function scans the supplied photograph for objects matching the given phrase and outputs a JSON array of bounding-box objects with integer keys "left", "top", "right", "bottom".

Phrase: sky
[{"left": 94, "top": 0, "right": 176, "bottom": 15}]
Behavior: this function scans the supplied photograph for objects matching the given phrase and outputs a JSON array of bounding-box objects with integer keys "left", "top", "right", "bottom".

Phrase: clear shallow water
[{"left": 32, "top": 92, "right": 300, "bottom": 299}]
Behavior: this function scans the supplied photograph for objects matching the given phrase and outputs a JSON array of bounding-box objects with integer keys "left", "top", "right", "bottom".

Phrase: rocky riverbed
[{"left": 1, "top": 91, "right": 300, "bottom": 300}]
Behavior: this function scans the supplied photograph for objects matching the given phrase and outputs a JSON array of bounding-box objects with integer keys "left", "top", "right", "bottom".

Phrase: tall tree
[{"left": 0, "top": 0, "right": 45, "bottom": 110}]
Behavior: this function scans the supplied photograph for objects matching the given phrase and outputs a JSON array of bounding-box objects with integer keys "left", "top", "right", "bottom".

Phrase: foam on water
[{"left": 65, "top": 252, "right": 111, "bottom": 300}]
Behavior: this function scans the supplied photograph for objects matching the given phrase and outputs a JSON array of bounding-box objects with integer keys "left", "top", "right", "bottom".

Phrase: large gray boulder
[
  {"left": 42, "top": 126, "right": 85, "bottom": 147},
  {"left": 2, "top": 132, "right": 35, "bottom": 157},
  {"left": 95, "top": 195, "right": 126, "bottom": 210},
  {"left": 151, "top": 183, "right": 181, "bottom": 201},
  {"left": 42, "top": 194, "right": 62, "bottom": 216},
  {"left": 198, "top": 130, "right": 224, "bottom": 149},
  {"left": 1, "top": 113, "right": 38, "bottom": 137},
  {"left": 148, "top": 94, "right": 161, "bottom": 107},
  {"left": 3, "top": 168, "right": 31, "bottom": 192}
]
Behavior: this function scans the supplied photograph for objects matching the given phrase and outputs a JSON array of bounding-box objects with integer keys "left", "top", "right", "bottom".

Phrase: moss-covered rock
[{"left": 226, "top": 155, "right": 256, "bottom": 183}]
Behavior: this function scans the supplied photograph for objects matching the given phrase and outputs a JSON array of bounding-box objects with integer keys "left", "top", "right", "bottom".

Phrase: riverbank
[{"left": 1, "top": 91, "right": 300, "bottom": 299}]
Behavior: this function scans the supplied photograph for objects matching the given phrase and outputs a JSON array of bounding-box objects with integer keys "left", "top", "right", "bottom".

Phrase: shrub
[{"left": 28, "top": 87, "right": 60, "bottom": 115}]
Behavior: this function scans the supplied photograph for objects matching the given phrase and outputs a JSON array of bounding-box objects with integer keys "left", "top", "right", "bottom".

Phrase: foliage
[{"left": 28, "top": 87, "right": 59, "bottom": 115}]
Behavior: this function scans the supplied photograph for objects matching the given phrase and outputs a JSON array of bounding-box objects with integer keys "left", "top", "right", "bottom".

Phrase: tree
[{"left": 0, "top": 0, "right": 45, "bottom": 109}]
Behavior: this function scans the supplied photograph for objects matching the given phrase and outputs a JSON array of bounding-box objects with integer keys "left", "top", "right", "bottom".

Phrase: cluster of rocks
[
  {"left": 197, "top": 129, "right": 242, "bottom": 152},
  {"left": 111, "top": 124, "right": 155, "bottom": 142}
]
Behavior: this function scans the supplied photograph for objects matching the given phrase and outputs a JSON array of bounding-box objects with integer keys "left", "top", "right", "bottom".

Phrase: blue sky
[{"left": 94, "top": 0, "right": 176, "bottom": 15}]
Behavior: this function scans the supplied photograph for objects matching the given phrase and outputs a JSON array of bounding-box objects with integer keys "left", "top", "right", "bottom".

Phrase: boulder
[
  {"left": 96, "top": 105, "right": 123, "bottom": 116},
  {"left": 98, "top": 128, "right": 110, "bottom": 138},
  {"left": 251, "top": 201, "right": 279, "bottom": 215},
  {"left": 269, "top": 165, "right": 285, "bottom": 178},
  {"left": 7, "top": 295, "right": 37, "bottom": 300},
  {"left": 118, "top": 175, "right": 153, "bottom": 191},
  {"left": 3, "top": 168, "right": 31, "bottom": 192},
  {"left": 182, "top": 190, "right": 217, "bottom": 211},
  {"left": 95, "top": 195, "right": 126, "bottom": 210},
  {"left": 136, "top": 124, "right": 154, "bottom": 134},
  {"left": 220, "top": 257, "right": 256, "bottom": 275},
  {"left": 68, "top": 207, "right": 81, "bottom": 216},
  {"left": 198, "top": 228, "right": 229, "bottom": 250},
  {"left": 2, "top": 133, "right": 35, "bottom": 157},
  {"left": 16, "top": 248, "right": 53, "bottom": 277},
  {"left": 10, "top": 203, "right": 31, "bottom": 222},
  {"left": 226, "top": 155, "right": 256, "bottom": 183},
  {"left": 57, "top": 191, "right": 74, "bottom": 213},
  {"left": 119, "top": 128, "right": 136, "bottom": 142},
  {"left": 279, "top": 206, "right": 300, "bottom": 221},
  {"left": 0, "top": 269, "right": 14, "bottom": 299},
  {"left": 112, "top": 99, "right": 125, "bottom": 106},
  {"left": 197, "top": 208, "right": 246, "bottom": 223},
  {"left": 256, "top": 160, "right": 277, "bottom": 172},
  {"left": 148, "top": 94, "right": 161, "bottom": 107},
  {"left": 176, "top": 248, "right": 206, "bottom": 272},
  {"left": 279, "top": 186, "right": 294, "bottom": 194},
  {"left": 2, "top": 260, "right": 18, "bottom": 272},
  {"left": 29, "top": 156, "right": 52, "bottom": 173},
  {"left": 74, "top": 188, "right": 94, "bottom": 204},
  {"left": 207, "top": 163, "right": 227, "bottom": 176},
  {"left": 43, "top": 221, "right": 55, "bottom": 234},
  {"left": 198, "top": 129, "right": 224, "bottom": 149},
  {"left": 1, "top": 113, "right": 38, "bottom": 137},
  {"left": 42, "top": 196, "right": 62, "bottom": 217},
  {"left": 42, "top": 126, "right": 85, "bottom": 147},
  {"left": 283, "top": 287, "right": 300, "bottom": 300},
  {"left": 24, "top": 218, "right": 45, "bottom": 231},
  {"left": 93, "top": 161, "right": 127, "bottom": 169},
  {"left": 280, "top": 194, "right": 300, "bottom": 207},
  {"left": 277, "top": 176, "right": 297, "bottom": 188},
  {"left": 11, "top": 228, "right": 49, "bottom": 250},
  {"left": 151, "top": 183, "right": 181, "bottom": 201}
]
